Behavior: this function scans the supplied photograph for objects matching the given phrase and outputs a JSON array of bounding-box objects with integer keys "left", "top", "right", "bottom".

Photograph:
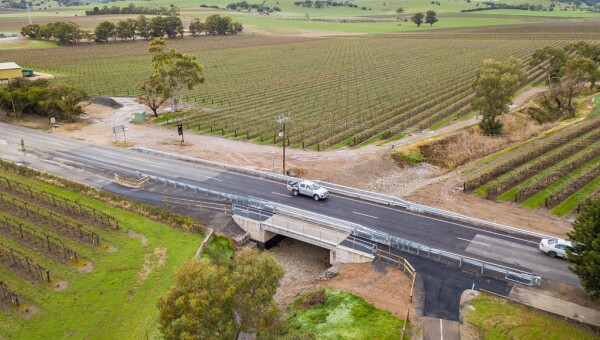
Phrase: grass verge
[{"left": 465, "top": 292, "right": 598, "bottom": 340}]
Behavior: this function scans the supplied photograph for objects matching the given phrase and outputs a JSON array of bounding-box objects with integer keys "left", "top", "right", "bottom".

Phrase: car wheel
[
  {"left": 313, "top": 194, "right": 320, "bottom": 201},
  {"left": 547, "top": 251, "right": 557, "bottom": 258},
  {"left": 292, "top": 190, "right": 299, "bottom": 196}
]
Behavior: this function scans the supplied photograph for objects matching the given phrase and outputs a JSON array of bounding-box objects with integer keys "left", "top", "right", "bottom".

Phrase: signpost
[
  {"left": 113, "top": 125, "right": 127, "bottom": 142},
  {"left": 50, "top": 117, "right": 56, "bottom": 133},
  {"left": 177, "top": 123, "right": 184, "bottom": 143}
]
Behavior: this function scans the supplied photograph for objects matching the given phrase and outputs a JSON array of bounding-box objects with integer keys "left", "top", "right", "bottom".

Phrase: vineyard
[
  {"left": 0, "top": 171, "right": 202, "bottom": 339},
  {"left": 464, "top": 113, "right": 600, "bottom": 216},
  {"left": 4, "top": 23, "right": 600, "bottom": 149}
]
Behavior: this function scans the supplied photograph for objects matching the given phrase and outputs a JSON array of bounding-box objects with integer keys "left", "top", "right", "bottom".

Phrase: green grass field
[
  {"left": 465, "top": 293, "right": 599, "bottom": 339},
  {"left": 0, "top": 171, "right": 202, "bottom": 339},
  {"left": 287, "top": 288, "right": 407, "bottom": 339}
]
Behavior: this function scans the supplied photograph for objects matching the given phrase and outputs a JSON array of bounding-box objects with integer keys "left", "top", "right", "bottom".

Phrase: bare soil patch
[
  {"left": 126, "top": 229, "right": 148, "bottom": 246},
  {"left": 325, "top": 262, "right": 413, "bottom": 318},
  {"left": 269, "top": 238, "right": 413, "bottom": 318},
  {"left": 136, "top": 246, "right": 167, "bottom": 286},
  {"left": 270, "top": 238, "right": 330, "bottom": 306}
]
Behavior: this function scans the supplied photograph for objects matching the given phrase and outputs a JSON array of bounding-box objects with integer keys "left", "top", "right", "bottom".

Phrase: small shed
[
  {"left": 130, "top": 111, "right": 147, "bottom": 122},
  {"left": 0, "top": 62, "right": 23, "bottom": 80}
]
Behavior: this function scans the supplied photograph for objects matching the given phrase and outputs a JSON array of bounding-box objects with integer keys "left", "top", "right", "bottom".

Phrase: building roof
[{"left": 0, "top": 62, "right": 21, "bottom": 70}]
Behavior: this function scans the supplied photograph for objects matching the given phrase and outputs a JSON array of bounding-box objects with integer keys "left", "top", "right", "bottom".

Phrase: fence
[
  {"left": 0, "top": 216, "right": 78, "bottom": 262},
  {"left": 114, "top": 173, "right": 148, "bottom": 189},
  {"left": 0, "top": 175, "right": 119, "bottom": 230},
  {"left": 376, "top": 249, "right": 417, "bottom": 340},
  {"left": 0, "top": 243, "right": 50, "bottom": 283},
  {"left": 163, "top": 196, "right": 232, "bottom": 214},
  {"left": 0, "top": 281, "right": 20, "bottom": 307},
  {"left": 0, "top": 193, "right": 100, "bottom": 246}
]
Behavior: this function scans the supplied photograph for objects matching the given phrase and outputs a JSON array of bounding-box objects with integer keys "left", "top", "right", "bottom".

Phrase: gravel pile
[
  {"left": 268, "top": 238, "right": 331, "bottom": 305},
  {"left": 365, "top": 162, "right": 441, "bottom": 196}
]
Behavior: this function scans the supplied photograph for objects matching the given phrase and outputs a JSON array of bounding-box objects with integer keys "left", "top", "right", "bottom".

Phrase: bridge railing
[
  {"left": 355, "top": 225, "right": 541, "bottom": 286},
  {"left": 132, "top": 146, "right": 553, "bottom": 239},
  {"left": 138, "top": 172, "right": 541, "bottom": 286}
]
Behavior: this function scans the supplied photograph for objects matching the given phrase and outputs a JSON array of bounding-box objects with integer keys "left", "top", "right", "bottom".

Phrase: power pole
[{"left": 276, "top": 116, "right": 290, "bottom": 175}]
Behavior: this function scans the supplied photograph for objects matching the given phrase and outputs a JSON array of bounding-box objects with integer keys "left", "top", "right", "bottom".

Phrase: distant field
[
  {"left": 465, "top": 111, "right": 600, "bottom": 216},
  {"left": 0, "top": 168, "right": 202, "bottom": 339},
  {"left": 5, "top": 23, "right": 600, "bottom": 149}
]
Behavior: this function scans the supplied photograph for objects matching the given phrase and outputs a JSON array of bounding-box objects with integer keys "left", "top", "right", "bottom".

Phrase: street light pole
[{"left": 276, "top": 116, "right": 291, "bottom": 175}]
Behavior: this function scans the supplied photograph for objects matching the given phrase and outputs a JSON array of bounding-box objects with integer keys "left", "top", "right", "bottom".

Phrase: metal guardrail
[
  {"left": 131, "top": 146, "right": 554, "bottom": 240},
  {"left": 355, "top": 224, "right": 541, "bottom": 286},
  {"left": 138, "top": 172, "right": 541, "bottom": 286}
]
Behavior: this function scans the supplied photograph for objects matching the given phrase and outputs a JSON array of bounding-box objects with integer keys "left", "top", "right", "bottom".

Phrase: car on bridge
[
  {"left": 539, "top": 238, "right": 575, "bottom": 259},
  {"left": 287, "top": 179, "right": 329, "bottom": 201}
]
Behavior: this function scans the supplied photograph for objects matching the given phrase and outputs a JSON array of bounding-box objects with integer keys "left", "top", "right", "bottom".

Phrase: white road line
[
  {"left": 335, "top": 195, "right": 538, "bottom": 244},
  {"left": 271, "top": 192, "right": 290, "bottom": 198},
  {"left": 353, "top": 211, "right": 379, "bottom": 219},
  {"left": 457, "top": 237, "right": 490, "bottom": 246},
  {"left": 440, "top": 318, "right": 443, "bottom": 340},
  {"left": 210, "top": 177, "right": 223, "bottom": 181}
]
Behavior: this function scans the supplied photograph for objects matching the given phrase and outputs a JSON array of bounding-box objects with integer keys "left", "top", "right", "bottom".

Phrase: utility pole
[{"left": 276, "top": 116, "right": 290, "bottom": 175}]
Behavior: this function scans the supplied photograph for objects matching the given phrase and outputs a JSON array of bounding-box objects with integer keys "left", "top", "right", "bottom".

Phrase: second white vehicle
[
  {"left": 539, "top": 238, "right": 575, "bottom": 258},
  {"left": 287, "top": 180, "right": 329, "bottom": 201}
]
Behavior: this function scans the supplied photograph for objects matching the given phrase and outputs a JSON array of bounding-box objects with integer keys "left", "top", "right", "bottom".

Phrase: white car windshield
[{"left": 312, "top": 184, "right": 322, "bottom": 190}]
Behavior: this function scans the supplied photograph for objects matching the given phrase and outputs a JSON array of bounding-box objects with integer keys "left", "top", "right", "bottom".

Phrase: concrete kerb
[
  {"left": 194, "top": 228, "right": 214, "bottom": 259},
  {"left": 130, "top": 146, "right": 555, "bottom": 240}
]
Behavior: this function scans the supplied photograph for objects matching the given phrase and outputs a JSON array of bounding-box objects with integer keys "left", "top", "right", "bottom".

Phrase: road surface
[{"left": 0, "top": 122, "right": 579, "bottom": 286}]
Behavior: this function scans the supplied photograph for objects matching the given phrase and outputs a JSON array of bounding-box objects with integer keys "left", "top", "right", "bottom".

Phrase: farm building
[{"left": 0, "top": 62, "right": 22, "bottom": 79}]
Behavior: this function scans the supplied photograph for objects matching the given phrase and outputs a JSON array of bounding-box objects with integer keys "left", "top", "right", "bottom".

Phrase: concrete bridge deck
[{"left": 232, "top": 213, "right": 375, "bottom": 264}]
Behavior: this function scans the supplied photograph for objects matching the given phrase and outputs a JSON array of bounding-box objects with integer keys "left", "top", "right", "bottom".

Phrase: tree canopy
[
  {"left": 425, "top": 10, "right": 438, "bottom": 26},
  {"left": 149, "top": 39, "right": 204, "bottom": 111},
  {"left": 411, "top": 12, "right": 424, "bottom": 27},
  {"left": 0, "top": 79, "right": 87, "bottom": 121},
  {"left": 472, "top": 57, "right": 527, "bottom": 136},
  {"left": 531, "top": 42, "right": 600, "bottom": 115},
  {"left": 138, "top": 73, "right": 173, "bottom": 117},
  {"left": 567, "top": 199, "right": 600, "bottom": 300},
  {"left": 157, "top": 249, "right": 284, "bottom": 339}
]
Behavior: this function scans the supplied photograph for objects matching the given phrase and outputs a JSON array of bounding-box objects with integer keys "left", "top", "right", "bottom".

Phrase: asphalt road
[{"left": 0, "top": 122, "right": 579, "bottom": 286}]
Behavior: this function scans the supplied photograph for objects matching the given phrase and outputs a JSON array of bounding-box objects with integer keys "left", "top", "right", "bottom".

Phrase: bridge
[{"left": 232, "top": 205, "right": 376, "bottom": 264}]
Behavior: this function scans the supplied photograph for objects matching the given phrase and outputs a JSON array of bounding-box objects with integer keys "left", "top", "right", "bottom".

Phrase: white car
[{"left": 539, "top": 238, "right": 575, "bottom": 258}]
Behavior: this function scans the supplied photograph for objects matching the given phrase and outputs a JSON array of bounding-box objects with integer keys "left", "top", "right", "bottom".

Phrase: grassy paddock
[
  {"left": 465, "top": 292, "right": 598, "bottom": 340},
  {"left": 0, "top": 162, "right": 203, "bottom": 339}
]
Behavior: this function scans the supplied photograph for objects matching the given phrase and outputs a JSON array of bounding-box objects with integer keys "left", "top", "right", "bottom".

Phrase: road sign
[
  {"left": 113, "top": 125, "right": 125, "bottom": 134},
  {"left": 50, "top": 117, "right": 56, "bottom": 124},
  {"left": 113, "top": 125, "right": 127, "bottom": 142}
]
